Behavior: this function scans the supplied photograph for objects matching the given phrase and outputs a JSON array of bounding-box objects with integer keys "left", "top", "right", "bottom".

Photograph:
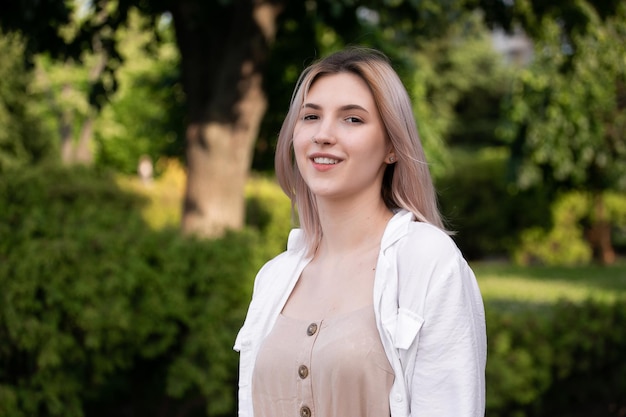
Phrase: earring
[{"left": 389, "top": 156, "right": 396, "bottom": 163}]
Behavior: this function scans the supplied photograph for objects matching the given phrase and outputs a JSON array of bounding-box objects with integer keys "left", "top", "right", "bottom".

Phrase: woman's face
[{"left": 293, "top": 72, "right": 391, "bottom": 202}]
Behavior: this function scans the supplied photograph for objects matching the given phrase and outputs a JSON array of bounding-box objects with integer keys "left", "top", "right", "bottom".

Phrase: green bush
[
  {"left": 605, "top": 192, "right": 626, "bottom": 253},
  {"left": 437, "top": 147, "right": 551, "bottom": 259},
  {"left": 514, "top": 190, "right": 626, "bottom": 265},
  {"left": 0, "top": 164, "right": 264, "bottom": 417},
  {"left": 485, "top": 299, "right": 626, "bottom": 417},
  {"left": 3, "top": 164, "right": 625, "bottom": 417},
  {"left": 514, "top": 192, "right": 593, "bottom": 266},
  {"left": 245, "top": 175, "right": 292, "bottom": 257},
  {"left": 0, "top": 32, "right": 57, "bottom": 173}
]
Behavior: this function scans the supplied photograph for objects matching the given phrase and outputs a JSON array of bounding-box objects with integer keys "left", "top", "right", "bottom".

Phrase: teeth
[{"left": 313, "top": 157, "right": 339, "bottom": 165}]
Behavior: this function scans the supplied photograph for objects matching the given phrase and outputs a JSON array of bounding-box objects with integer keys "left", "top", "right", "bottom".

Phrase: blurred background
[{"left": 1, "top": 0, "right": 625, "bottom": 416}]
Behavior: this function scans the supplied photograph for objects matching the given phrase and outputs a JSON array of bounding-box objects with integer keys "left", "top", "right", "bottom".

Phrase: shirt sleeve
[
  {"left": 410, "top": 253, "right": 486, "bottom": 416},
  {"left": 394, "top": 223, "right": 486, "bottom": 417}
]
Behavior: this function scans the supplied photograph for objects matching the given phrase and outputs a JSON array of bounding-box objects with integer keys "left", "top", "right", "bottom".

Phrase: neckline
[{"left": 279, "top": 304, "right": 374, "bottom": 325}]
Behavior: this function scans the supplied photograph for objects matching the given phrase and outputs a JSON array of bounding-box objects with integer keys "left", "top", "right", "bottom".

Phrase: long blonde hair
[{"left": 275, "top": 47, "right": 445, "bottom": 255}]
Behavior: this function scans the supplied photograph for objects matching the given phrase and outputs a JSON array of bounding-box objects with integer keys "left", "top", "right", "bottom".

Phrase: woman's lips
[
  {"left": 310, "top": 154, "right": 342, "bottom": 171},
  {"left": 313, "top": 156, "right": 339, "bottom": 165}
]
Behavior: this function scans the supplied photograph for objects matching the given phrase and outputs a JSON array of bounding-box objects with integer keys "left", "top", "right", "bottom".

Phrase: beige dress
[{"left": 252, "top": 305, "right": 394, "bottom": 417}]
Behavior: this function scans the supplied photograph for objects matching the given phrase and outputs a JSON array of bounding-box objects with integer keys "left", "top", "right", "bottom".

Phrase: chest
[
  {"left": 281, "top": 251, "right": 378, "bottom": 320},
  {"left": 252, "top": 306, "right": 394, "bottom": 417}
]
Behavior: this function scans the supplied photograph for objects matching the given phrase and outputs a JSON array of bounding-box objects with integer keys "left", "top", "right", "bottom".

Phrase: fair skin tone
[{"left": 281, "top": 72, "right": 396, "bottom": 320}]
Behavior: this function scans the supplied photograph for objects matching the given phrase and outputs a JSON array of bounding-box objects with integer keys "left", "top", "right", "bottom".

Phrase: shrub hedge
[
  {"left": 437, "top": 147, "right": 552, "bottom": 260},
  {"left": 1, "top": 165, "right": 625, "bottom": 417},
  {"left": 485, "top": 299, "right": 626, "bottom": 417},
  {"left": 0, "top": 165, "right": 265, "bottom": 417},
  {"left": 514, "top": 192, "right": 593, "bottom": 266}
]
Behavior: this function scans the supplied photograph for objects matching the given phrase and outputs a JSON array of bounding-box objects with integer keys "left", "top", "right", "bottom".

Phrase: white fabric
[{"left": 234, "top": 209, "right": 487, "bottom": 417}]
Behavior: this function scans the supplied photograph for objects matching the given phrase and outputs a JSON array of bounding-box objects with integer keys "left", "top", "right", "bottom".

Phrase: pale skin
[{"left": 281, "top": 72, "right": 397, "bottom": 320}]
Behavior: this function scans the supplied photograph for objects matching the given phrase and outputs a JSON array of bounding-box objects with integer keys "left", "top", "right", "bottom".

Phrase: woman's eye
[
  {"left": 303, "top": 114, "right": 318, "bottom": 121},
  {"left": 346, "top": 116, "right": 363, "bottom": 123}
]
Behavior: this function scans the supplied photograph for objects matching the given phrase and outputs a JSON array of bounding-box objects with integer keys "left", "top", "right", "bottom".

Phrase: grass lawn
[{"left": 472, "top": 259, "right": 626, "bottom": 311}]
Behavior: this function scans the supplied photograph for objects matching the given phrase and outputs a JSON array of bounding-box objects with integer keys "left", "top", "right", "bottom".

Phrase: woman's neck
[{"left": 314, "top": 196, "right": 393, "bottom": 257}]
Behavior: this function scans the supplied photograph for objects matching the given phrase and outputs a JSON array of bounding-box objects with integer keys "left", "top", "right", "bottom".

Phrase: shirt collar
[
  {"left": 381, "top": 209, "right": 414, "bottom": 251},
  {"left": 286, "top": 209, "right": 416, "bottom": 254}
]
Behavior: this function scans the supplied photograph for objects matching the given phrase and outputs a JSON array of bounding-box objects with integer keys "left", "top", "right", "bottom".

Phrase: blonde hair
[{"left": 275, "top": 47, "right": 445, "bottom": 254}]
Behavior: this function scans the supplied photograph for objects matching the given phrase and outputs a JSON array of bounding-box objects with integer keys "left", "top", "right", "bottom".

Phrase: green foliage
[
  {"left": 245, "top": 175, "right": 293, "bottom": 257},
  {"left": 604, "top": 191, "right": 626, "bottom": 228},
  {"left": 606, "top": 192, "right": 626, "bottom": 251},
  {"left": 2, "top": 164, "right": 626, "bottom": 417},
  {"left": 26, "top": 8, "right": 184, "bottom": 172},
  {"left": 514, "top": 191, "right": 626, "bottom": 265},
  {"left": 0, "top": 31, "right": 57, "bottom": 172},
  {"left": 438, "top": 147, "right": 551, "bottom": 259},
  {"left": 95, "top": 10, "right": 185, "bottom": 173},
  {"left": 257, "top": 10, "right": 514, "bottom": 177},
  {"left": 486, "top": 308, "right": 553, "bottom": 414},
  {"left": 412, "top": 12, "right": 516, "bottom": 151},
  {"left": 514, "top": 192, "right": 593, "bottom": 266},
  {"left": 115, "top": 158, "right": 186, "bottom": 229},
  {"left": 31, "top": 52, "right": 98, "bottom": 163},
  {"left": 498, "top": 2, "right": 626, "bottom": 192},
  {"left": 485, "top": 299, "right": 626, "bottom": 417},
  {"left": 0, "top": 164, "right": 264, "bottom": 417}
]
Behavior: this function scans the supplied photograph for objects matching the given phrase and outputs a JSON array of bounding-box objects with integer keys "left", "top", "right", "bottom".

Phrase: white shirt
[{"left": 234, "top": 210, "right": 487, "bottom": 417}]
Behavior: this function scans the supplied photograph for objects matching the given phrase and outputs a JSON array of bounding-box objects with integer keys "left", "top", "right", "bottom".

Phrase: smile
[{"left": 313, "top": 157, "right": 339, "bottom": 165}]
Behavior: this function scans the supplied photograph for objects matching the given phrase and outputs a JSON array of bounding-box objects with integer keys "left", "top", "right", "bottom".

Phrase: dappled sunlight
[{"left": 115, "top": 158, "right": 186, "bottom": 229}]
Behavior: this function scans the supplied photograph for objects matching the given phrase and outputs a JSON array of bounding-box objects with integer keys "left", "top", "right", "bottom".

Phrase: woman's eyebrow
[{"left": 302, "top": 103, "right": 369, "bottom": 113}]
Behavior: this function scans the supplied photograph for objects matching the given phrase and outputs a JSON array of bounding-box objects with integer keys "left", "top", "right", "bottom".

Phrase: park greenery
[
  {"left": 1, "top": 0, "right": 626, "bottom": 416},
  {"left": 1, "top": 166, "right": 625, "bottom": 417}
]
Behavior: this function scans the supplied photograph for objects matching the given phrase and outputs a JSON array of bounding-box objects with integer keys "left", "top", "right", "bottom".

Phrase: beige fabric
[{"left": 252, "top": 305, "right": 394, "bottom": 417}]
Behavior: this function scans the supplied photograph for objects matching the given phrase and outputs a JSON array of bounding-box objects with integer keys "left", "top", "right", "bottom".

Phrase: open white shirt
[{"left": 234, "top": 210, "right": 486, "bottom": 417}]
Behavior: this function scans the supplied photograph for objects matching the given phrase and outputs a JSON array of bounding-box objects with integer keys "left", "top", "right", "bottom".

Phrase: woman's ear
[{"left": 386, "top": 152, "right": 397, "bottom": 164}]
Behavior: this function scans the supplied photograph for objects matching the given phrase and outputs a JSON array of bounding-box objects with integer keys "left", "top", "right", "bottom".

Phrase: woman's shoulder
[
  {"left": 252, "top": 229, "right": 308, "bottom": 293},
  {"left": 255, "top": 248, "right": 295, "bottom": 280},
  {"left": 387, "top": 219, "right": 472, "bottom": 286},
  {"left": 258, "top": 228, "right": 306, "bottom": 269},
  {"left": 400, "top": 220, "right": 461, "bottom": 259},
  {"left": 390, "top": 221, "right": 476, "bottom": 301}
]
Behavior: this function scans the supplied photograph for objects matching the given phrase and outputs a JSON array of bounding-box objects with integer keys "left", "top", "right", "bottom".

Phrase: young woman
[{"left": 234, "top": 47, "right": 486, "bottom": 417}]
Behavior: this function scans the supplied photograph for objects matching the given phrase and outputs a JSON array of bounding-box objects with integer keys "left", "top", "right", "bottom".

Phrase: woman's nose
[{"left": 311, "top": 124, "right": 336, "bottom": 145}]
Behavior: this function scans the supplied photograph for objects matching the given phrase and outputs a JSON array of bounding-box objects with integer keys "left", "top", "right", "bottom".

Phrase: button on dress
[{"left": 252, "top": 305, "right": 394, "bottom": 417}]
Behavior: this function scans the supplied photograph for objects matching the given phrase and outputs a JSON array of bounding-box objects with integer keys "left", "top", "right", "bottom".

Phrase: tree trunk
[
  {"left": 172, "top": 0, "right": 282, "bottom": 237},
  {"left": 59, "top": 83, "right": 75, "bottom": 164},
  {"left": 59, "top": 37, "right": 107, "bottom": 166},
  {"left": 587, "top": 193, "right": 616, "bottom": 265},
  {"left": 74, "top": 113, "right": 94, "bottom": 165}
]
